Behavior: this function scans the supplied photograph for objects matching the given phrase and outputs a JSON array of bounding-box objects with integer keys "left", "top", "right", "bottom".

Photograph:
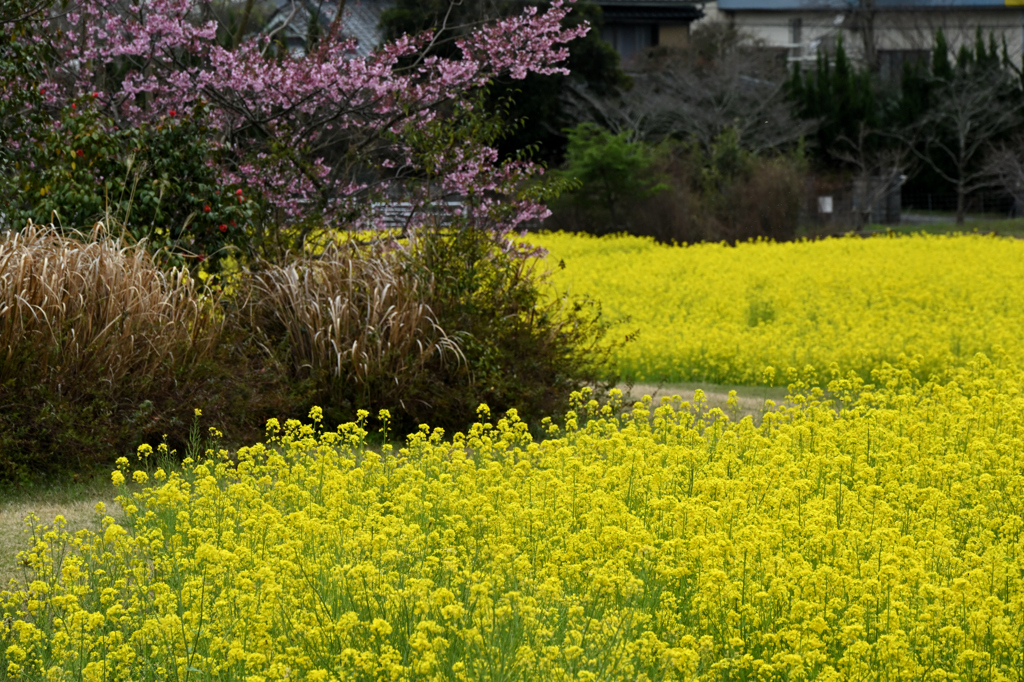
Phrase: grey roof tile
[{"left": 263, "top": 0, "right": 393, "bottom": 58}]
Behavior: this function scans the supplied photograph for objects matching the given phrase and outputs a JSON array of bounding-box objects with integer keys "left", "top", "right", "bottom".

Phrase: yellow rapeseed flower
[
  {"left": 536, "top": 231, "right": 1024, "bottom": 384},
  {"left": 5, "top": 354, "right": 1024, "bottom": 680}
]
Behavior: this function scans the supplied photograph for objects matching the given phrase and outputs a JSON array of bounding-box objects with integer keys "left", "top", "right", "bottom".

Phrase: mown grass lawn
[{"left": 0, "top": 473, "right": 117, "bottom": 586}]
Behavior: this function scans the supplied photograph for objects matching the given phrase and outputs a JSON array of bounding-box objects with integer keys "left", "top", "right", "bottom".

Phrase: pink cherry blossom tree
[{"left": 8, "top": 0, "right": 586, "bottom": 259}]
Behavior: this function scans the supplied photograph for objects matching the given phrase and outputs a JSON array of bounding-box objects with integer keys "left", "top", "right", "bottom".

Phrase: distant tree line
[{"left": 788, "top": 27, "right": 1024, "bottom": 224}]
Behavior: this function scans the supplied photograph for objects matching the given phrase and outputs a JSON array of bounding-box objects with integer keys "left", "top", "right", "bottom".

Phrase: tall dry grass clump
[
  {"left": 0, "top": 224, "right": 220, "bottom": 479},
  {"left": 0, "top": 224, "right": 611, "bottom": 482},
  {"left": 0, "top": 223, "right": 217, "bottom": 386},
  {"left": 241, "top": 248, "right": 463, "bottom": 420}
]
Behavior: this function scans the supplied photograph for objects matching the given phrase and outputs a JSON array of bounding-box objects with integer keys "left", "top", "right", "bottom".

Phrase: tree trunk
[
  {"left": 232, "top": 0, "right": 256, "bottom": 50},
  {"left": 327, "top": 0, "right": 348, "bottom": 40},
  {"left": 956, "top": 182, "right": 966, "bottom": 225}
]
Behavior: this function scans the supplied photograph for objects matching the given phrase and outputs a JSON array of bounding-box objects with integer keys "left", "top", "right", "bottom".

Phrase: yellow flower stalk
[{"left": 4, "top": 357, "right": 1024, "bottom": 679}]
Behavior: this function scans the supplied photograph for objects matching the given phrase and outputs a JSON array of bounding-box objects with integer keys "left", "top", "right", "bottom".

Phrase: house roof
[
  {"left": 596, "top": 0, "right": 705, "bottom": 22},
  {"left": 717, "top": 0, "right": 1017, "bottom": 9},
  {"left": 264, "top": 0, "right": 392, "bottom": 57},
  {"left": 597, "top": 0, "right": 703, "bottom": 4},
  {"left": 263, "top": 0, "right": 707, "bottom": 54},
  {"left": 343, "top": 0, "right": 389, "bottom": 53}
]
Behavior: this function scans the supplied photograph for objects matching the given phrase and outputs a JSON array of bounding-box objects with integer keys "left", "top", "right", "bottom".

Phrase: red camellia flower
[
  {"left": 203, "top": 204, "right": 211, "bottom": 212},
  {"left": 71, "top": 103, "right": 76, "bottom": 109},
  {"left": 76, "top": 149, "right": 84, "bottom": 157},
  {"left": 169, "top": 109, "right": 176, "bottom": 117},
  {"left": 219, "top": 224, "right": 227, "bottom": 233}
]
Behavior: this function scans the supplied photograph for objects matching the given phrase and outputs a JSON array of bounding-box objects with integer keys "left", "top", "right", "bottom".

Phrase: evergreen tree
[
  {"left": 932, "top": 28, "right": 952, "bottom": 81},
  {"left": 788, "top": 37, "right": 877, "bottom": 161}
]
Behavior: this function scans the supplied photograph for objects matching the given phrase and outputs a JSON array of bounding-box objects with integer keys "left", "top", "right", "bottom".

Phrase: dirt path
[{"left": 617, "top": 382, "right": 789, "bottom": 422}]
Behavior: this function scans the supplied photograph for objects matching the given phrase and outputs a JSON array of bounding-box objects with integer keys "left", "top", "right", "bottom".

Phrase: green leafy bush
[
  {"left": 8, "top": 99, "right": 253, "bottom": 273},
  {"left": 549, "top": 127, "right": 807, "bottom": 244},
  {"left": 552, "top": 123, "right": 668, "bottom": 233},
  {"left": 403, "top": 225, "right": 616, "bottom": 432},
  {"left": 233, "top": 228, "right": 616, "bottom": 436}
]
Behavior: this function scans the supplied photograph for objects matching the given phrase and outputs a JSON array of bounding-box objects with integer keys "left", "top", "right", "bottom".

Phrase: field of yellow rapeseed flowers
[
  {"left": 535, "top": 231, "right": 1024, "bottom": 384},
  {"left": 5, "top": 353, "right": 1024, "bottom": 680}
]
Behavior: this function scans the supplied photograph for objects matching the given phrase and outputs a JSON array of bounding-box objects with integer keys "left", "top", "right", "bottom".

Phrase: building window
[
  {"left": 789, "top": 17, "right": 802, "bottom": 61},
  {"left": 602, "top": 24, "right": 658, "bottom": 63},
  {"left": 789, "top": 18, "right": 802, "bottom": 45}
]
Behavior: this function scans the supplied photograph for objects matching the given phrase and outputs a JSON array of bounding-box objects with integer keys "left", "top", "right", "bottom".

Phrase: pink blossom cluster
[{"left": 27, "top": 0, "right": 586, "bottom": 240}]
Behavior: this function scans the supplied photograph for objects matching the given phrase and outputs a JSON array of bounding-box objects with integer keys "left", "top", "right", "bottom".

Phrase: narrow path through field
[{"left": 618, "top": 382, "right": 789, "bottom": 423}]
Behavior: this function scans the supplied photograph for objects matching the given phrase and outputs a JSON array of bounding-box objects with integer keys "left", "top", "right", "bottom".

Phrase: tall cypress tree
[
  {"left": 790, "top": 37, "right": 878, "bottom": 159},
  {"left": 932, "top": 28, "right": 952, "bottom": 81}
]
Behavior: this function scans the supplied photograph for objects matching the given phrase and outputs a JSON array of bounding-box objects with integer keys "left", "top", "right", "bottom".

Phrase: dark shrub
[
  {"left": 547, "top": 128, "right": 807, "bottom": 244},
  {"left": 402, "top": 226, "right": 616, "bottom": 432}
]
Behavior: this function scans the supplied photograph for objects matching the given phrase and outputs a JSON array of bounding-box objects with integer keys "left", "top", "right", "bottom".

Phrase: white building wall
[
  {"left": 696, "top": 2, "right": 1024, "bottom": 68},
  {"left": 872, "top": 10, "right": 1023, "bottom": 62}
]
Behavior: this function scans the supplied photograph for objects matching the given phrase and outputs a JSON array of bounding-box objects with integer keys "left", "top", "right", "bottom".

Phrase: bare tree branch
[
  {"left": 832, "top": 123, "right": 914, "bottom": 228},
  {"left": 563, "top": 29, "right": 813, "bottom": 153},
  {"left": 983, "top": 141, "right": 1024, "bottom": 213},
  {"left": 897, "top": 69, "right": 1022, "bottom": 224}
]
